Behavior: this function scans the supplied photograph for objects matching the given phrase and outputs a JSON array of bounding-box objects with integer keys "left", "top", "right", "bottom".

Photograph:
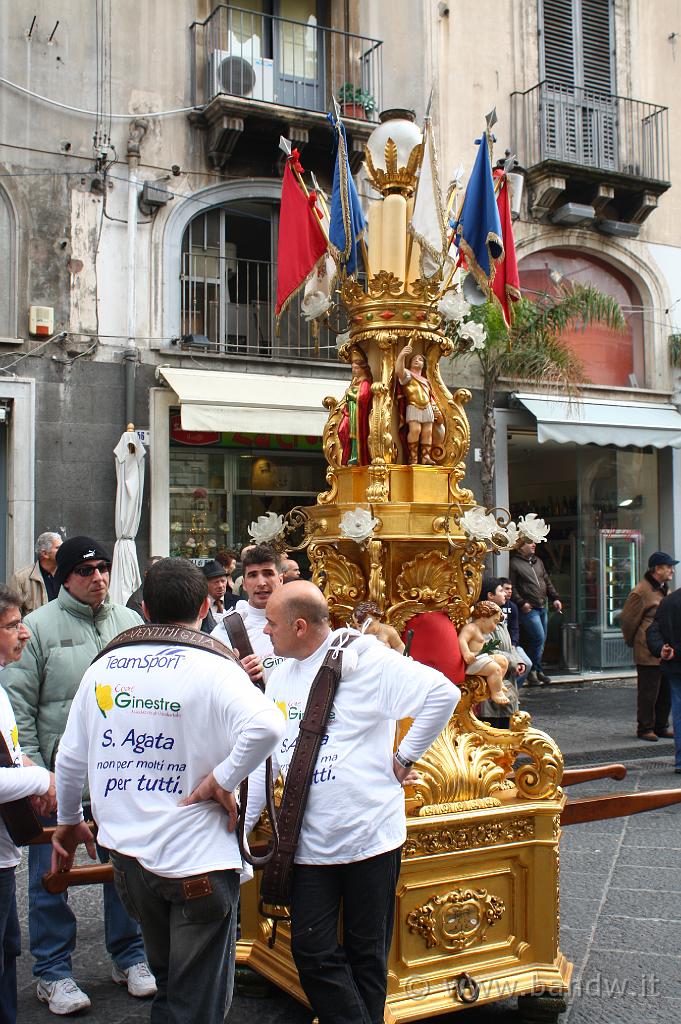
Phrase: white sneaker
[
  {"left": 112, "top": 961, "right": 157, "bottom": 998},
  {"left": 36, "top": 977, "right": 91, "bottom": 1015}
]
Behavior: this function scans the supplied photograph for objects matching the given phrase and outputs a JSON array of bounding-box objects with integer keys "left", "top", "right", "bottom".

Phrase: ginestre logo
[{"left": 94, "top": 682, "right": 182, "bottom": 717}]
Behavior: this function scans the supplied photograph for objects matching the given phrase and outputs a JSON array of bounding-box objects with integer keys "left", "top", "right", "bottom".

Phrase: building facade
[{"left": 1, "top": 0, "right": 680, "bottom": 671}]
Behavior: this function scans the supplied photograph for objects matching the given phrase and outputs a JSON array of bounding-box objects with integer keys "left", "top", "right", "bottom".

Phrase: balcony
[
  {"left": 179, "top": 252, "right": 339, "bottom": 362},
  {"left": 511, "top": 82, "right": 670, "bottom": 228},
  {"left": 189, "top": 5, "right": 382, "bottom": 174}
]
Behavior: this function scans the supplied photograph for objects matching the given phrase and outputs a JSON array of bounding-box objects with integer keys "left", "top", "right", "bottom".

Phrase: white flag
[{"left": 409, "top": 117, "right": 447, "bottom": 279}]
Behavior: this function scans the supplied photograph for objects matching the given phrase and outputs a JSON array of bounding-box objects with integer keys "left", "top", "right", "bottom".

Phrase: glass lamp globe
[{"left": 365, "top": 109, "right": 422, "bottom": 197}]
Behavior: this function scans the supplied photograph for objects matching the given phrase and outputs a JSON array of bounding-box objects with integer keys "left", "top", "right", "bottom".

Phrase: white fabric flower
[
  {"left": 459, "top": 506, "right": 499, "bottom": 541},
  {"left": 517, "top": 513, "right": 551, "bottom": 544},
  {"left": 437, "top": 289, "right": 471, "bottom": 324},
  {"left": 459, "top": 319, "right": 486, "bottom": 350},
  {"left": 301, "top": 290, "right": 333, "bottom": 321},
  {"left": 335, "top": 331, "right": 351, "bottom": 350},
  {"left": 339, "top": 507, "right": 380, "bottom": 544},
  {"left": 500, "top": 521, "right": 520, "bottom": 549},
  {"left": 248, "top": 512, "right": 285, "bottom": 544}
]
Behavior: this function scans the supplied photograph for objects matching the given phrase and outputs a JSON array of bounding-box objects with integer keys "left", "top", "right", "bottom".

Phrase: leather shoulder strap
[
  {"left": 91, "top": 623, "right": 242, "bottom": 667},
  {"left": 221, "top": 612, "right": 255, "bottom": 660}
]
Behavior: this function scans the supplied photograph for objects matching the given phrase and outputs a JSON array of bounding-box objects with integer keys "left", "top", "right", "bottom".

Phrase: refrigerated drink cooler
[{"left": 583, "top": 529, "right": 640, "bottom": 670}]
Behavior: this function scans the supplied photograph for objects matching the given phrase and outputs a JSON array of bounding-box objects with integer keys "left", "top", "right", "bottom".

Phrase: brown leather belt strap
[
  {"left": 92, "top": 623, "right": 242, "bottom": 666},
  {"left": 0, "top": 730, "right": 43, "bottom": 845},
  {"left": 222, "top": 612, "right": 255, "bottom": 663},
  {"left": 259, "top": 634, "right": 355, "bottom": 914}
]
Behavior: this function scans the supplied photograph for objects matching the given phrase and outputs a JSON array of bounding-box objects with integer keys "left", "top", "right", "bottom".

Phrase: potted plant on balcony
[{"left": 337, "top": 83, "right": 376, "bottom": 120}]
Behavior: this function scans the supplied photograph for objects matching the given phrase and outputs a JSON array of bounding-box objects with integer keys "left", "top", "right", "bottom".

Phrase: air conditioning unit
[{"left": 208, "top": 41, "right": 274, "bottom": 103}]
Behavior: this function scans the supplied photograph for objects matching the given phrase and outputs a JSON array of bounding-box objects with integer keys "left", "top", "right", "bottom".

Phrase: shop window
[
  {"left": 517, "top": 249, "right": 644, "bottom": 387},
  {"left": 168, "top": 412, "right": 326, "bottom": 558}
]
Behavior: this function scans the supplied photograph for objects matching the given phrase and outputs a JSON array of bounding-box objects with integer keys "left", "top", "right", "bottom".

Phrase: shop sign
[{"left": 170, "top": 415, "right": 220, "bottom": 446}]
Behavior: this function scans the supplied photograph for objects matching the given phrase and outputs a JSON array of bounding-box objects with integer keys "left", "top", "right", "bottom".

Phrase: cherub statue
[
  {"left": 395, "top": 342, "right": 444, "bottom": 465},
  {"left": 457, "top": 600, "right": 510, "bottom": 704},
  {"left": 338, "top": 345, "right": 373, "bottom": 466},
  {"left": 351, "top": 600, "right": 405, "bottom": 654}
]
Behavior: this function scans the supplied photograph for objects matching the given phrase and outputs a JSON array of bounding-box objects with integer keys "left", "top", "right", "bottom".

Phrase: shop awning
[
  {"left": 513, "top": 392, "right": 681, "bottom": 448},
  {"left": 157, "top": 366, "right": 346, "bottom": 435}
]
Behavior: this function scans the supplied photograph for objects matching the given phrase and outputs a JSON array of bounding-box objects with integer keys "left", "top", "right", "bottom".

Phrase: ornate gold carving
[
  {"left": 387, "top": 549, "right": 481, "bottom": 634},
  {"left": 319, "top": 395, "right": 345, "bottom": 505},
  {"left": 367, "top": 538, "right": 385, "bottom": 608},
  {"left": 406, "top": 888, "right": 505, "bottom": 951},
  {"left": 403, "top": 817, "right": 535, "bottom": 857},
  {"left": 364, "top": 140, "right": 422, "bottom": 198},
  {"left": 308, "top": 543, "right": 366, "bottom": 625},
  {"left": 410, "top": 678, "right": 564, "bottom": 815}
]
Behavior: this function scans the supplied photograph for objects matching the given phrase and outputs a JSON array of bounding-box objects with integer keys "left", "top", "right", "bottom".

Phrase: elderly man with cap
[
  {"left": 2, "top": 536, "right": 153, "bottom": 1016},
  {"left": 621, "top": 550, "right": 677, "bottom": 742},
  {"left": 200, "top": 559, "right": 238, "bottom": 634}
]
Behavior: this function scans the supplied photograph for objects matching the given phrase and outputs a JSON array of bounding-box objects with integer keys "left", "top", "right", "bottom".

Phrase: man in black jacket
[{"left": 646, "top": 589, "right": 681, "bottom": 773}]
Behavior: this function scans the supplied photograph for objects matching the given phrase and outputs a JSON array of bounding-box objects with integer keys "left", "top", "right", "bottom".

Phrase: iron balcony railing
[
  {"left": 190, "top": 5, "right": 382, "bottom": 118},
  {"left": 511, "top": 82, "right": 670, "bottom": 183},
  {"left": 181, "top": 252, "right": 340, "bottom": 361}
]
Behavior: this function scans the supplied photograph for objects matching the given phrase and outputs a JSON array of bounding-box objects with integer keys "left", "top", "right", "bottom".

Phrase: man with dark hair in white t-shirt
[
  {"left": 50, "top": 558, "right": 284, "bottom": 1024},
  {"left": 245, "top": 581, "right": 459, "bottom": 1024}
]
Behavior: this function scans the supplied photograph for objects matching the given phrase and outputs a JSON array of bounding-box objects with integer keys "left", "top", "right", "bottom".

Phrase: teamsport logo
[
  {"left": 94, "top": 682, "right": 181, "bottom": 718},
  {"left": 104, "top": 647, "right": 187, "bottom": 673}
]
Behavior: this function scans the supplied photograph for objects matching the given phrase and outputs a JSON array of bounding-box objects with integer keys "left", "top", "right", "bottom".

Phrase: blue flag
[
  {"left": 328, "top": 116, "right": 366, "bottom": 275},
  {"left": 454, "top": 132, "right": 503, "bottom": 291}
]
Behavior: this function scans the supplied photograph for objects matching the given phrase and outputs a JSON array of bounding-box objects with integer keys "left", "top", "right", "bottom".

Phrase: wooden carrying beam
[
  {"left": 562, "top": 764, "right": 627, "bottom": 787},
  {"left": 561, "top": 788, "right": 681, "bottom": 826},
  {"left": 43, "top": 865, "right": 113, "bottom": 894}
]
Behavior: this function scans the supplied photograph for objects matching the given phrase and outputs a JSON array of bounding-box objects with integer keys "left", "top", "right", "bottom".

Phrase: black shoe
[
  {"left": 525, "top": 671, "right": 545, "bottom": 687},
  {"left": 536, "top": 671, "right": 552, "bottom": 684}
]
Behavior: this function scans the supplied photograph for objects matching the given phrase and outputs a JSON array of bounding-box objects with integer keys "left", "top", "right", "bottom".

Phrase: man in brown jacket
[
  {"left": 8, "top": 532, "right": 62, "bottom": 616},
  {"left": 620, "top": 550, "right": 677, "bottom": 741}
]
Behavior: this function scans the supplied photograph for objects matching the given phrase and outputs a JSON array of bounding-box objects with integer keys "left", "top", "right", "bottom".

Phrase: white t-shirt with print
[
  {"left": 55, "top": 643, "right": 284, "bottom": 878},
  {"left": 212, "top": 600, "right": 286, "bottom": 681},
  {"left": 245, "top": 630, "right": 459, "bottom": 865},
  {"left": 0, "top": 683, "right": 50, "bottom": 868}
]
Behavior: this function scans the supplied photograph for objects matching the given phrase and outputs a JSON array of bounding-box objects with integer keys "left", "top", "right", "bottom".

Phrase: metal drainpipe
[{"left": 124, "top": 118, "right": 149, "bottom": 426}]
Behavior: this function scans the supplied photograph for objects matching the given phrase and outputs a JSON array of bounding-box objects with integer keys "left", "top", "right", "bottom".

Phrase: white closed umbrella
[{"left": 109, "top": 424, "right": 147, "bottom": 605}]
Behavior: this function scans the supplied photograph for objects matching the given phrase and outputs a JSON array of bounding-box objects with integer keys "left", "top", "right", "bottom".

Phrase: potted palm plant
[{"left": 337, "top": 83, "right": 376, "bottom": 120}]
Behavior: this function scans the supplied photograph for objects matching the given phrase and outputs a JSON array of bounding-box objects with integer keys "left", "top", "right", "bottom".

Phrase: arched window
[
  {"left": 0, "top": 185, "right": 17, "bottom": 340},
  {"left": 178, "top": 194, "right": 335, "bottom": 360},
  {"left": 518, "top": 249, "right": 643, "bottom": 388}
]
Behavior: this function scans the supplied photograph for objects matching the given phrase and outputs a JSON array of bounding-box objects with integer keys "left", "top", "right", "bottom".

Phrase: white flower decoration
[
  {"left": 170, "top": 521, "right": 183, "bottom": 533},
  {"left": 248, "top": 512, "right": 285, "bottom": 544},
  {"left": 335, "top": 330, "right": 351, "bottom": 350},
  {"left": 437, "top": 289, "right": 471, "bottom": 324},
  {"left": 339, "top": 507, "right": 380, "bottom": 544},
  {"left": 301, "top": 290, "right": 333, "bottom": 322},
  {"left": 459, "top": 506, "right": 499, "bottom": 541},
  {"left": 459, "top": 319, "right": 486, "bottom": 350},
  {"left": 517, "top": 513, "right": 551, "bottom": 544},
  {"left": 500, "top": 521, "right": 520, "bottom": 550}
]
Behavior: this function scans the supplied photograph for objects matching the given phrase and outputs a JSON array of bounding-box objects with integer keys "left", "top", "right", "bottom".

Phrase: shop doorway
[{"left": 507, "top": 432, "right": 659, "bottom": 671}]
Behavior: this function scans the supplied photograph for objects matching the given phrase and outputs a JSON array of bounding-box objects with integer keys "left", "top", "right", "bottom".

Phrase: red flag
[
  {"left": 275, "top": 160, "right": 328, "bottom": 318},
  {"left": 491, "top": 170, "right": 521, "bottom": 327}
]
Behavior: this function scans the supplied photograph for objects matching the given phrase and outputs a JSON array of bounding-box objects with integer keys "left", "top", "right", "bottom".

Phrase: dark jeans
[
  {"left": 290, "top": 846, "right": 402, "bottom": 1024},
  {"left": 519, "top": 607, "right": 548, "bottom": 673},
  {"left": 636, "top": 664, "right": 671, "bottom": 735},
  {"left": 666, "top": 672, "right": 681, "bottom": 770},
  {"left": 110, "top": 852, "right": 239, "bottom": 1024},
  {"left": 0, "top": 867, "right": 20, "bottom": 1024}
]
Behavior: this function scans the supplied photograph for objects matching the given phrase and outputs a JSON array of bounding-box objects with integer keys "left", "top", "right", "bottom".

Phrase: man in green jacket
[{"left": 2, "top": 536, "right": 155, "bottom": 1016}]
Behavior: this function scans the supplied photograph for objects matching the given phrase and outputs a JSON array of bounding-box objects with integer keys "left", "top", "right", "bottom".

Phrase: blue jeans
[
  {"left": 0, "top": 867, "right": 20, "bottom": 1024},
  {"left": 290, "top": 847, "right": 402, "bottom": 1024},
  {"left": 666, "top": 672, "right": 681, "bottom": 769},
  {"left": 110, "top": 852, "right": 239, "bottom": 1024},
  {"left": 519, "top": 607, "right": 549, "bottom": 673},
  {"left": 28, "top": 820, "right": 145, "bottom": 980}
]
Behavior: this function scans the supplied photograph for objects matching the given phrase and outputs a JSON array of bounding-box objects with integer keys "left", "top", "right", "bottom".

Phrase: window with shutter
[{"left": 539, "top": 0, "right": 616, "bottom": 170}]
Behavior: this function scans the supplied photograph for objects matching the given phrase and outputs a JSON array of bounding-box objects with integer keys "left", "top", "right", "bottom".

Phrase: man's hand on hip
[
  {"left": 51, "top": 821, "right": 96, "bottom": 873},
  {"left": 180, "top": 772, "right": 238, "bottom": 831},
  {"left": 393, "top": 756, "right": 419, "bottom": 787}
]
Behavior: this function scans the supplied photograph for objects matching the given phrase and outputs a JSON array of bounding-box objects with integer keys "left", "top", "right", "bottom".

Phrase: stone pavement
[{"left": 15, "top": 679, "right": 681, "bottom": 1023}]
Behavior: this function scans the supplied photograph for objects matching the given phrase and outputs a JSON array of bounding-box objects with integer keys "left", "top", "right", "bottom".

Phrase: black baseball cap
[{"left": 648, "top": 551, "right": 679, "bottom": 569}]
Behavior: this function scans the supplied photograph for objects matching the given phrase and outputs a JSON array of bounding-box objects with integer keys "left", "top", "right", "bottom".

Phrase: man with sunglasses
[{"left": 2, "top": 537, "right": 153, "bottom": 1016}]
